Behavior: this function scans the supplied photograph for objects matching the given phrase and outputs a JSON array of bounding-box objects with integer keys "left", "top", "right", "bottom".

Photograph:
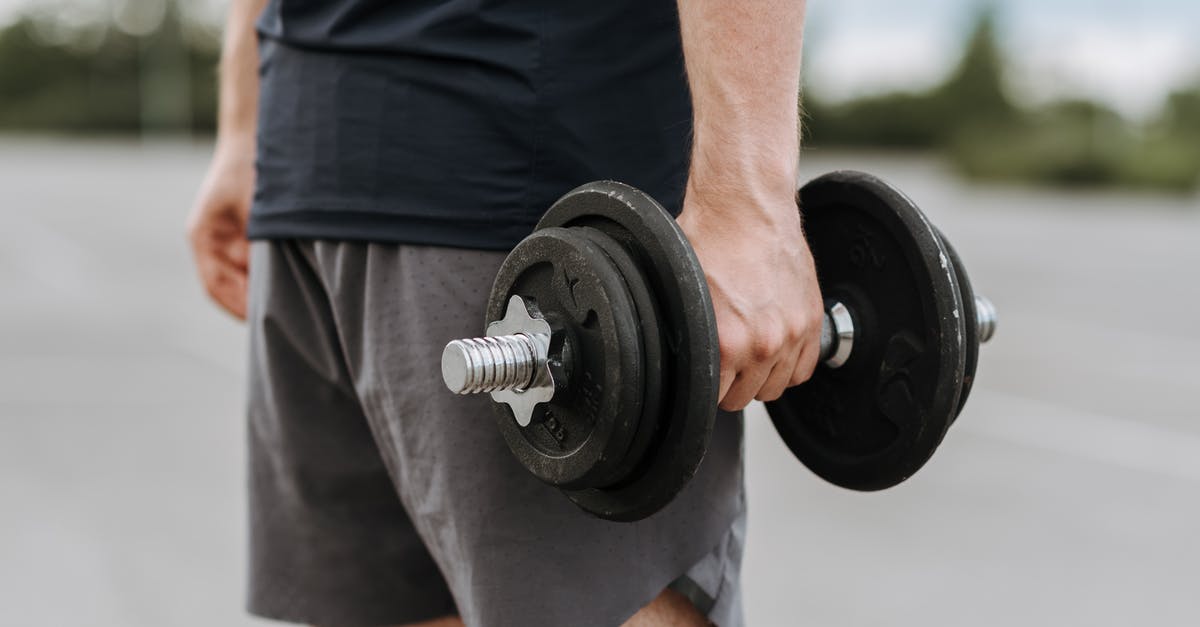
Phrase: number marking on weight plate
[
  {"left": 579, "top": 371, "right": 602, "bottom": 423},
  {"left": 542, "top": 409, "right": 568, "bottom": 448},
  {"left": 850, "top": 225, "right": 887, "bottom": 270}
]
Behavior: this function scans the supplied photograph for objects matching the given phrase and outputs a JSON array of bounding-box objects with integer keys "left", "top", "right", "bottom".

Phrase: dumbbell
[{"left": 440, "top": 171, "right": 996, "bottom": 522}]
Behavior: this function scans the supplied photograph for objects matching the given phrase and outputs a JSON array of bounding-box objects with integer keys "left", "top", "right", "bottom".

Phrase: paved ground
[{"left": 1, "top": 139, "right": 1197, "bottom": 626}]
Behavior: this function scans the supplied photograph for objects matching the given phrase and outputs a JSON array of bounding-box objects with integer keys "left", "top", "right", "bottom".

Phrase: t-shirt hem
[{"left": 247, "top": 209, "right": 534, "bottom": 252}]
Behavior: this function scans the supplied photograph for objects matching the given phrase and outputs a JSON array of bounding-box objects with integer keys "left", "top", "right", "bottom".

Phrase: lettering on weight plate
[
  {"left": 875, "top": 332, "right": 926, "bottom": 427},
  {"left": 850, "top": 225, "right": 886, "bottom": 270},
  {"left": 542, "top": 408, "right": 568, "bottom": 447},
  {"left": 579, "top": 371, "right": 602, "bottom": 422}
]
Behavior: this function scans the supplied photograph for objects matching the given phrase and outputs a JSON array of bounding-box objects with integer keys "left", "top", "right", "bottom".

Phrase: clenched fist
[{"left": 677, "top": 185, "right": 824, "bottom": 412}]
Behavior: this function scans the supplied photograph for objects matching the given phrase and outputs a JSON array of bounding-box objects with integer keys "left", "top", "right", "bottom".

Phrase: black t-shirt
[{"left": 249, "top": 0, "right": 692, "bottom": 250}]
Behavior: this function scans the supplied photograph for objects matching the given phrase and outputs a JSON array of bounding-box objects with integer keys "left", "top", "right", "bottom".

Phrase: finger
[
  {"left": 788, "top": 336, "right": 822, "bottom": 387},
  {"left": 196, "top": 250, "right": 249, "bottom": 320},
  {"left": 755, "top": 343, "right": 803, "bottom": 402},
  {"left": 715, "top": 324, "right": 746, "bottom": 405},
  {"left": 207, "top": 264, "right": 248, "bottom": 320},
  {"left": 224, "top": 273, "right": 248, "bottom": 320},
  {"left": 224, "top": 236, "right": 250, "bottom": 271},
  {"left": 720, "top": 362, "right": 772, "bottom": 412},
  {"left": 717, "top": 366, "right": 736, "bottom": 407},
  {"left": 192, "top": 214, "right": 249, "bottom": 277}
]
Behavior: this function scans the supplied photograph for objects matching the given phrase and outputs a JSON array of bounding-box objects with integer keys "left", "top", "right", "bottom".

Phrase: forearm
[
  {"left": 677, "top": 0, "right": 807, "bottom": 217},
  {"left": 215, "top": 0, "right": 268, "bottom": 153}
]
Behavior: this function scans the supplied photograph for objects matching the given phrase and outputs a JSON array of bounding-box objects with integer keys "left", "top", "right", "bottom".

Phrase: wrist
[
  {"left": 685, "top": 156, "right": 799, "bottom": 227},
  {"left": 688, "top": 134, "right": 798, "bottom": 194},
  {"left": 213, "top": 131, "right": 255, "bottom": 165},
  {"left": 681, "top": 183, "right": 801, "bottom": 234}
]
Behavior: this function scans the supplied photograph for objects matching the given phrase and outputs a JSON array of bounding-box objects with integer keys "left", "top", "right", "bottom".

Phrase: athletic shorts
[{"left": 245, "top": 240, "right": 746, "bottom": 627}]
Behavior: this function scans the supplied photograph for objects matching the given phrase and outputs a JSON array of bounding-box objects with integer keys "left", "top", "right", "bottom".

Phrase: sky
[
  {"left": 3, "top": 0, "right": 1197, "bottom": 120},
  {"left": 804, "top": 0, "right": 1200, "bottom": 119}
]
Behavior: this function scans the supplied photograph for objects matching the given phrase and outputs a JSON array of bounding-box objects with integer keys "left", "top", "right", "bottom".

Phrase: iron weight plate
[
  {"left": 936, "top": 229, "right": 978, "bottom": 422},
  {"left": 538, "top": 181, "right": 719, "bottom": 522},
  {"left": 572, "top": 226, "right": 667, "bottom": 488},
  {"left": 486, "top": 227, "right": 645, "bottom": 490},
  {"left": 765, "top": 171, "right": 966, "bottom": 491}
]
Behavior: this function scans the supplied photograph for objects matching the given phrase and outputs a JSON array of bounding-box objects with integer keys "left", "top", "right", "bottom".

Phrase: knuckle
[
  {"left": 717, "top": 339, "right": 738, "bottom": 362},
  {"left": 794, "top": 318, "right": 821, "bottom": 351},
  {"left": 784, "top": 322, "right": 805, "bottom": 345},
  {"left": 718, "top": 333, "right": 748, "bottom": 365},
  {"left": 799, "top": 311, "right": 820, "bottom": 335},
  {"left": 750, "top": 331, "right": 784, "bottom": 361}
]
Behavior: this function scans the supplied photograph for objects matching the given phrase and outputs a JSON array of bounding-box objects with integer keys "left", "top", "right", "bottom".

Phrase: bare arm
[
  {"left": 187, "top": 0, "right": 269, "bottom": 320},
  {"left": 680, "top": 0, "right": 805, "bottom": 206},
  {"left": 674, "top": 0, "right": 824, "bottom": 410},
  {"left": 214, "top": 0, "right": 266, "bottom": 151}
]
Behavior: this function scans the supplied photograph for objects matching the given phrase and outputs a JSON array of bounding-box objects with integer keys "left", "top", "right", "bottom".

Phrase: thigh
[
  {"left": 245, "top": 241, "right": 457, "bottom": 626},
  {"left": 310, "top": 241, "right": 746, "bottom": 627}
]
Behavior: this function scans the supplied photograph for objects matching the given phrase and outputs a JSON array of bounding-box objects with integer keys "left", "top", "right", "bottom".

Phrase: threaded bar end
[{"left": 442, "top": 334, "right": 543, "bottom": 395}]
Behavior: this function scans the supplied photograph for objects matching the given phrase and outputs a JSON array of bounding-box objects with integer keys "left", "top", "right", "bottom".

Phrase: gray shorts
[{"left": 246, "top": 240, "right": 746, "bottom": 627}]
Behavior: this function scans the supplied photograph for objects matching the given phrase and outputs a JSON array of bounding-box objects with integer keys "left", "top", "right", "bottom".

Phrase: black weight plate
[
  {"left": 937, "top": 229, "right": 978, "bottom": 422},
  {"left": 572, "top": 226, "right": 666, "bottom": 488},
  {"left": 765, "top": 171, "right": 966, "bottom": 491},
  {"left": 487, "top": 227, "right": 645, "bottom": 490},
  {"left": 538, "top": 181, "right": 719, "bottom": 522}
]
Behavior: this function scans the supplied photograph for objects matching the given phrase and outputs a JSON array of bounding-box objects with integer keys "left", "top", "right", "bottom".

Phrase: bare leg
[
  {"left": 354, "top": 588, "right": 706, "bottom": 627},
  {"left": 398, "top": 619, "right": 465, "bottom": 627},
  {"left": 623, "top": 588, "right": 712, "bottom": 627},
  {"left": 344, "top": 618, "right": 463, "bottom": 627}
]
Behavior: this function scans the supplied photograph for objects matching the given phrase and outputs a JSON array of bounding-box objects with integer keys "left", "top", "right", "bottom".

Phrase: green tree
[
  {"left": 805, "top": 7, "right": 1015, "bottom": 149},
  {"left": 0, "top": 2, "right": 218, "bottom": 134},
  {"left": 933, "top": 8, "right": 1015, "bottom": 124}
]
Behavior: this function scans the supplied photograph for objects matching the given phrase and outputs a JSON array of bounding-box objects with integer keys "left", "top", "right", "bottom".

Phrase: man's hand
[
  {"left": 189, "top": 0, "right": 266, "bottom": 320},
  {"left": 677, "top": 185, "right": 824, "bottom": 412},
  {"left": 188, "top": 142, "right": 253, "bottom": 319},
  {"left": 673, "top": 0, "right": 812, "bottom": 410}
]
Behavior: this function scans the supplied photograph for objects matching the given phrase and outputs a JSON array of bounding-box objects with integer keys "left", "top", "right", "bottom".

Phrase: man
[{"left": 188, "top": 0, "right": 822, "bottom": 625}]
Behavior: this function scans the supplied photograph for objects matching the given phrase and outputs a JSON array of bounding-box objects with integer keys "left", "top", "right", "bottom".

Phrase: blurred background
[{"left": 1, "top": 0, "right": 1197, "bottom": 625}]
